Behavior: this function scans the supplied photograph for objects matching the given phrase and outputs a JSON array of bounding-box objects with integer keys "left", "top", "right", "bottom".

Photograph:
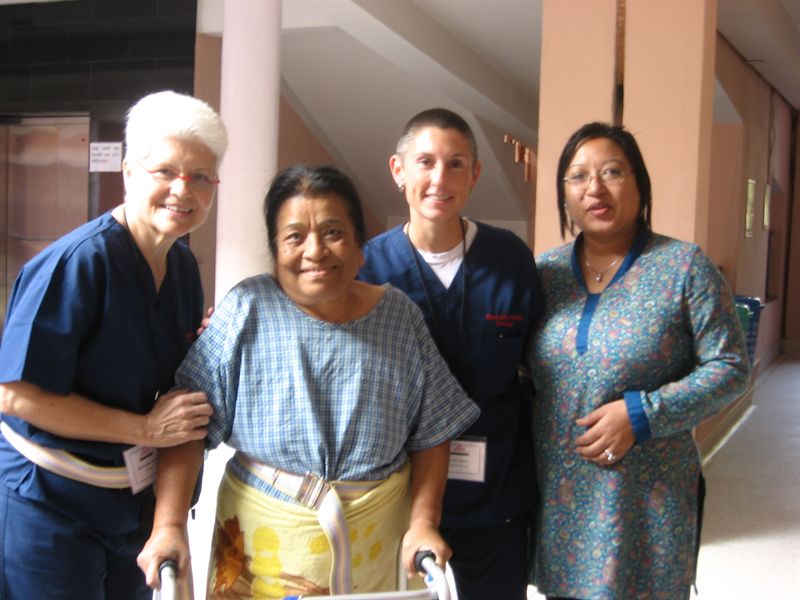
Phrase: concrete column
[
  {"left": 624, "top": 0, "right": 717, "bottom": 247},
  {"left": 533, "top": 0, "right": 617, "bottom": 254},
  {"left": 215, "top": 0, "right": 281, "bottom": 300}
]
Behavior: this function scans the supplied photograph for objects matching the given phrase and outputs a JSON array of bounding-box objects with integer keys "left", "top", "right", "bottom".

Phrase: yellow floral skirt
[{"left": 206, "top": 463, "right": 411, "bottom": 599}]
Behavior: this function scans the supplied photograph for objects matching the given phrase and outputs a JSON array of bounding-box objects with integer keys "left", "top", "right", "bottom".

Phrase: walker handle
[
  {"left": 413, "top": 549, "right": 436, "bottom": 573},
  {"left": 156, "top": 559, "right": 178, "bottom": 600},
  {"left": 414, "top": 550, "right": 451, "bottom": 600}
]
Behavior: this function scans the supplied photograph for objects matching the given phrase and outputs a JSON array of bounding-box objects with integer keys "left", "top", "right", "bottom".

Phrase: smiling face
[
  {"left": 390, "top": 126, "right": 481, "bottom": 227},
  {"left": 274, "top": 194, "right": 364, "bottom": 318},
  {"left": 563, "top": 137, "right": 641, "bottom": 243},
  {"left": 122, "top": 136, "right": 218, "bottom": 246}
]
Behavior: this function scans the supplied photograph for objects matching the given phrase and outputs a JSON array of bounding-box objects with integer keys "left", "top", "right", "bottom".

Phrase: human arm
[
  {"left": 137, "top": 440, "right": 205, "bottom": 588},
  {"left": 0, "top": 381, "right": 211, "bottom": 447},
  {"left": 624, "top": 249, "right": 750, "bottom": 441},
  {"left": 575, "top": 248, "right": 750, "bottom": 463},
  {"left": 401, "top": 440, "right": 452, "bottom": 578}
]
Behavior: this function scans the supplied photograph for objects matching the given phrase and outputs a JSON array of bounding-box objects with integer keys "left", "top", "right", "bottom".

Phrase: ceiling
[{"left": 199, "top": 0, "right": 800, "bottom": 230}]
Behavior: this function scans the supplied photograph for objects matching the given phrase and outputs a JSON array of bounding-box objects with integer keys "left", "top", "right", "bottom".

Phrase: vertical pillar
[
  {"left": 191, "top": 33, "right": 223, "bottom": 304},
  {"left": 624, "top": 0, "right": 717, "bottom": 246},
  {"left": 215, "top": 0, "right": 281, "bottom": 300},
  {"left": 784, "top": 129, "right": 800, "bottom": 354},
  {"left": 533, "top": 0, "right": 617, "bottom": 254}
]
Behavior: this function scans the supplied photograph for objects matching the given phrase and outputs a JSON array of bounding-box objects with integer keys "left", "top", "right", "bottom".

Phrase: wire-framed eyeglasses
[
  {"left": 563, "top": 167, "right": 629, "bottom": 188},
  {"left": 137, "top": 161, "right": 220, "bottom": 191}
]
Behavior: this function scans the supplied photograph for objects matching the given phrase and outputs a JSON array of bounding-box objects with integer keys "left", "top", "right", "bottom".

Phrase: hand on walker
[
  {"left": 137, "top": 524, "right": 191, "bottom": 589},
  {"left": 401, "top": 520, "right": 451, "bottom": 578},
  {"left": 575, "top": 399, "right": 635, "bottom": 465}
]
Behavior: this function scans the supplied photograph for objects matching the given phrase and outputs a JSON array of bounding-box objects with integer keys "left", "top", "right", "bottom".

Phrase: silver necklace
[{"left": 584, "top": 256, "right": 619, "bottom": 282}]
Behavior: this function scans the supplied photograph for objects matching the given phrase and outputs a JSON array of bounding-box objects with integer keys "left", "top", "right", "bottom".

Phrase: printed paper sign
[{"left": 89, "top": 142, "right": 123, "bottom": 172}]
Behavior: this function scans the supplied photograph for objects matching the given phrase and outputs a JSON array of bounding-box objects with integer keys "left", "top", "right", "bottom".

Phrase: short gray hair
[{"left": 124, "top": 90, "right": 229, "bottom": 163}]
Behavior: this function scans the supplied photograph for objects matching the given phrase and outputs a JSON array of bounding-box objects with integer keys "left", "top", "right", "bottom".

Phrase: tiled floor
[
  {"left": 689, "top": 356, "right": 800, "bottom": 599},
  {"left": 188, "top": 357, "right": 800, "bottom": 599}
]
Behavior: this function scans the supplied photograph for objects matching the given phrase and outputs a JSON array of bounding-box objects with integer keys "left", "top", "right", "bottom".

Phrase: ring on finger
[{"left": 604, "top": 449, "right": 616, "bottom": 462}]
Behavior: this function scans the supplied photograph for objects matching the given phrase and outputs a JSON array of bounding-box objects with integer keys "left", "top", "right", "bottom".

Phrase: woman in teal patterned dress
[{"left": 527, "top": 122, "right": 750, "bottom": 600}]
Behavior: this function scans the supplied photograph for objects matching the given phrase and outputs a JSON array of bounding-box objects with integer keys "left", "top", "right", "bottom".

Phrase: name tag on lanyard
[
  {"left": 123, "top": 445, "right": 158, "bottom": 494},
  {"left": 447, "top": 436, "right": 487, "bottom": 482}
]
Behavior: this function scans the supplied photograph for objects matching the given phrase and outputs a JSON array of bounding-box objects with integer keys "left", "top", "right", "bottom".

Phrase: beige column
[
  {"left": 624, "top": 0, "right": 717, "bottom": 247},
  {"left": 215, "top": 0, "right": 281, "bottom": 301},
  {"left": 533, "top": 0, "right": 617, "bottom": 254}
]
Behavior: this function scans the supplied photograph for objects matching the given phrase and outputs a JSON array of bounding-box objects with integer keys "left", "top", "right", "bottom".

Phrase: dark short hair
[
  {"left": 263, "top": 164, "right": 367, "bottom": 258},
  {"left": 556, "top": 122, "right": 652, "bottom": 238},
  {"left": 396, "top": 108, "right": 478, "bottom": 163}
]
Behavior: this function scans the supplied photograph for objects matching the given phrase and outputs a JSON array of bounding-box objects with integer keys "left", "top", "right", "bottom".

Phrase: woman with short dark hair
[
  {"left": 358, "top": 108, "right": 544, "bottom": 600},
  {"left": 137, "top": 164, "right": 478, "bottom": 598}
]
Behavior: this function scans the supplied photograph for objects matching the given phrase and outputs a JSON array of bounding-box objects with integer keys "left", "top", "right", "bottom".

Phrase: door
[{"left": 0, "top": 116, "right": 90, "bottom": 333}]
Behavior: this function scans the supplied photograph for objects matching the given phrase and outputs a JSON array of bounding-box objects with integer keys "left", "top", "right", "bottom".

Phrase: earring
[{"left": 398, "top": 184, "right": 405, "bottom": 193}]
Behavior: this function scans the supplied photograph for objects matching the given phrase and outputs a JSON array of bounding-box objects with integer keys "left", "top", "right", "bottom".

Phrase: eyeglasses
[
  {"left": 563, "top": 167, "right": 628, "bottom": 188},
  {"left": 137, "top": 161, "right": 220, "bottom": 191}
]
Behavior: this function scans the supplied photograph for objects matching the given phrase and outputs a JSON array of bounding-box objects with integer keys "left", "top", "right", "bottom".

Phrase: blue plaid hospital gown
[{"left": 176, "top": 274, "right": 479, "bottom": 499}]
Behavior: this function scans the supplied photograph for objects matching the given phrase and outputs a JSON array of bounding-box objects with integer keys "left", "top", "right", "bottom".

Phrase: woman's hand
[
  {"left": 401, "top": 519, "right": 451, "bottom": 578},
  {"left": 575, "top": 399, "right": 635, "bottom": 465},
  {"left": 137, "top": 523, "right": 190, "bottom": 589},
  {"left": 143, "top": 389, "right": 212, "bottom": 447},
  {"left": 195, "top": 306, "right": 215, "bottom": 337}
]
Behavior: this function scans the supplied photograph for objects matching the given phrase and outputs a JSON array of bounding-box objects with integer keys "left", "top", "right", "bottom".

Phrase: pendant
[{"left": 595, "top": 273, "right": 602, "bottom": 282}]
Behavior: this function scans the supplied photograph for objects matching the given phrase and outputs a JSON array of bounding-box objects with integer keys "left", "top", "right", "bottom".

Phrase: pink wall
[
  {"left": 715, "top": 37, "right": 772, "bottom": 301},
  {"left": 533, "top": 0, "right": 616, "bottom": 254},
  {"left": 714, "top": 35, "right": 797, "bottom": 371},
  {"left": 707, "top": 123, "right": 744, "bottom": 286}
]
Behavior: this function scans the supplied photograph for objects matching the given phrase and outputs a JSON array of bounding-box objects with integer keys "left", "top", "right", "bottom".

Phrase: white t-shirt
[{"left": 415, "top": 219, "right": 477, "bottom": 288}]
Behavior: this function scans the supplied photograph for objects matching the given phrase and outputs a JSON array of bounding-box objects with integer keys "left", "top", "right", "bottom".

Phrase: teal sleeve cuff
[{"left": 624, "top": 390, "right": 652, "bottom": 443}]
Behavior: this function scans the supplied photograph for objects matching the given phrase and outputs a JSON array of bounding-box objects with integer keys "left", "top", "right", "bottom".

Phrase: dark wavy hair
[
  {"left": 556, "top": 122, "right": 652, "bottom": 238},
  {"left": 263, "top": 164, "right": 367, "bottom": 258}
]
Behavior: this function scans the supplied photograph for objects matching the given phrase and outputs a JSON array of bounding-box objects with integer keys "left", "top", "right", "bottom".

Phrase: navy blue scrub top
[
  {"left": 359, "top": 221, "right": 544, "bottom": 528},
  {"left": 0, "top": 211, "right": 203, "bottom": 535}
]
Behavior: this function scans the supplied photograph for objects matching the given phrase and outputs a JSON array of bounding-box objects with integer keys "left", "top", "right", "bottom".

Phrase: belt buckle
[{"left": 296, "top": 471, "right": 330, "bottom": 510}]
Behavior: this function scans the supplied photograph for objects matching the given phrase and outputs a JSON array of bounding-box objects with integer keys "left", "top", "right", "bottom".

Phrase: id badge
[
  {"left": 122, "top": 445, "right": 158, "bottom": 494},
  {"left": 447, "top": 436, "right": 487, "bottom": 482}
]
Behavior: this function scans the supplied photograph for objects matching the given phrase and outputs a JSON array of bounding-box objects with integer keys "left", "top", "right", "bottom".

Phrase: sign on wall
[{"left": 89, "top": 142, "right": 123, "bottom": 173}]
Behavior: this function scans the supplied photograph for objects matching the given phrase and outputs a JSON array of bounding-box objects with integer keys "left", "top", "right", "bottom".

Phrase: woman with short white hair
[{"left": 0, "top": 90, "right": 226, "bottom": 599}]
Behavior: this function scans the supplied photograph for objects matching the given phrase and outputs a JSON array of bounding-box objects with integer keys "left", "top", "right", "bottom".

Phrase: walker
[
  {"left": 153, "top": 560, "right": 180, "bottom": 600},
  {"left": 154, "top": 551, "right": 451, "bottom": 600},
  {"left": 282, "top": 551, "right": 451, "bottom": 600}
]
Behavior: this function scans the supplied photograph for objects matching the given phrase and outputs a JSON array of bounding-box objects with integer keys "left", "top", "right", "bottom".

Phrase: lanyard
[{"left": 405, "top": 218, "right": 468, "bottom": 344}]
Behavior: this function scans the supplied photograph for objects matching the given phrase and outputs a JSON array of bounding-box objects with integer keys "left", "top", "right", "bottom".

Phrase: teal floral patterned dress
[{"left": 527, "top": 229, "right": 750, "bottom": 599}]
